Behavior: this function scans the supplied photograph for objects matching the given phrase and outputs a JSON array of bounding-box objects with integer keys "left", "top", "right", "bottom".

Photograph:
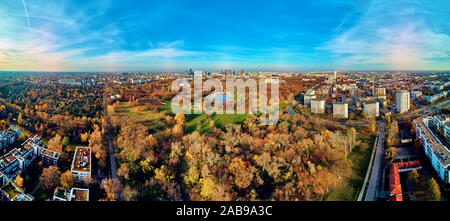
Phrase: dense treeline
[{"left": 111, "top": 112, "right": 361, "bottom": 201}]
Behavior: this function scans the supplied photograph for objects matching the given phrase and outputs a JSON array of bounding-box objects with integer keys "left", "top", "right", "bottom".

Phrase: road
[
  {"left": 364, "top": 123, "right": 386, "bottom": 201},
  {"left": 103, "top": 92, "right": 119, "bottom": 180},
  {"left": 106, "top": 131, "right": 118, "bottom": 179}
]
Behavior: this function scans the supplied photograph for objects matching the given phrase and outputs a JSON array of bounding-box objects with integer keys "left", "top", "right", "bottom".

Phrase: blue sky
[{"left": 0, "top": 0, "right": 449, "bottom": 72}]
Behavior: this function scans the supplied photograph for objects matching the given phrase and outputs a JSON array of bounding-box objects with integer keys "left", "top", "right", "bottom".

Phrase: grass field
[
  {"left": 158, "top": 101, "right": 248, "bottom": 134},
  {"left": 184, "top": 113, "right": 248, "bottom": 134},
  {"left": 325, "top": 133, "right": 376, "bottom": 201},
  {"left": 115, "top": 103, "right": 168, "bottom": 132}
]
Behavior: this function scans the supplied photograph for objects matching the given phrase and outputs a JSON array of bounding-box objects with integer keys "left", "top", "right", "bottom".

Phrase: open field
[
  {"left": 115, "top": 103, "right": 168, "bottom": 131},
  {"left": 158, "top": 101, "right": 248, "bottom": 134}
]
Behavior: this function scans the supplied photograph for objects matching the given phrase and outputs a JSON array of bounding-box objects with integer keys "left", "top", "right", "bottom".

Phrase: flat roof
[
  {"left": 71, "top": 146, "right": 91, "bottom": 173},
  {"left": 71, "top": 188, "right": 89, "bottom": 201},
  {"left": 414, "top": 117, "right": 450, "bottom": 167}
]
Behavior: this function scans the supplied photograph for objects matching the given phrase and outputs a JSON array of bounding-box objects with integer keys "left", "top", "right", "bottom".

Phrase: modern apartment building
[
  {"left": 303, "top": 89, "right": 316, "bottom": 106},
  {"left": 413, "top": 116, "right": 450, "bottom": 184},
  {"left": 53, "top": 187, "right": 89, "bottom": 201},
  {"left": 396, "top": 90, "right": 410, "bottom": 113},
  {"left": 71, "top": 146, "right": 91, "bottom": 183},
  {"left": 332, "top": 102, "right": 348, "bottom": 119},
  {"left": 363, "top": 101, "right": 380, "bottom": 118},
  {"left": 0, "top": 172, "right": 33, "bottom": 201},
  {"left": 310, "top": 98, "right": 325, "bottom": 114},
  {"left": 0, "top": 125, "right": 21, "bottom": 151}
]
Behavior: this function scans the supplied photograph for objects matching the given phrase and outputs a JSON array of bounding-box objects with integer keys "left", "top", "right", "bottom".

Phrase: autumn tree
[
  {"left": 174, "top": 113, "right": 186, "bottom": 126},
  {"left": 14, "top": 171, "right": 24, "bottom": 189},
  {"left": 62, "top": 137, "right": 70, "bottom": 147},
  {"left": 48, "top": 134, "right": 63, "bottom": 152},
  {"left": 60, "top": 170, "right": 74, "bottom": 189},
  {"left": 408, "top": 169, "right": 420, "bottom": 185},
  {"left": 387, "top": 120, "right": 399, "bottom": 146},
  {"left": 81, "top": 132, "right": 90, "bottom": 143},
  {"left": 122, "top": 185, "right": 138, "bottom": 201},
  {"left": 18, "top": 113, "right": 23, "bottom": 125},
  {"left": 229, "top": 157, "right": 254, "bottom": 189},
  {"left": 0, "top": 120, "right": 6, "bottom": 130},
  {"left": 89, "top": 125, "right": 106, "bottom": 168},
  {"left": 40, "top": 166, "right": 61, "bottom": 191},
  {"left": 368, "top": 117, "right": 376, "bottom": 133},
  {"left": 385, "top": 147, "right": 397, "bottom": 160},
  {"left": 101, "top": 178, "right": 122, "bottom": 201},
  {"left": 424, "top": 178, "right": 441, "bottom": 201}
]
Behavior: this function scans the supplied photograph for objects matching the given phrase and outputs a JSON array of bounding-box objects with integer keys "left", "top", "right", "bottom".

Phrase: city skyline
[{"left": 1, "top": 0, "right": 450, "bottom": 72}]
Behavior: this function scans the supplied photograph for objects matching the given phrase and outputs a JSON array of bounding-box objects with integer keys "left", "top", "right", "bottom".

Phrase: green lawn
[
  {"left": 325, "top": 133, "right": 376, "bottom": 201},
  {"left": 184, "top": 113, "right": 248, "bottom": 134},
  {"left": 159, "top": 102, "right": 248, "bottom": 134},
  {"left": 116, "top": 103, "right": 168, "bottom": 132}
]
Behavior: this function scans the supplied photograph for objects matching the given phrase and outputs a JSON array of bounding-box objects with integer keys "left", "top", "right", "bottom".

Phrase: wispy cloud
[
  {"left": 0, "top": 0, "right": 449, "bottom": 71},
  {"left": 317, "top": 0, "right": 450, "bottom": 70}
]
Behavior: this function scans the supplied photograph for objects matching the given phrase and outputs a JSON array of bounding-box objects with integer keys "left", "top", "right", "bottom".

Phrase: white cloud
[{"left": 317, "top": 0, "right": 450, "bottom": 70}]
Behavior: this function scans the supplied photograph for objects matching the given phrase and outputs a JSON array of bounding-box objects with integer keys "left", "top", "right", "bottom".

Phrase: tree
[
  {"left": 385, "top": 147, "right": 396, "bottom": 160},
  {"left": 60, "top": 170, "right": 74, "bottom": 189},
  {"left": 18, "top": 134, "right": 26, "bottom": 142},
  {"left": 347, "top": 127, "right": 357, "bottom": 152},
  {"left": 0, "top": 120, "right": 6, "bottom": 130},
  {"left": 229, "top": 157, "right": 254, "bottom": 189},
  {"left": 387, "top": 120, "right": 399, "bottom": 146},
  {"left": 122, "top": 185, "right": 138, "bottom": 201},
  {"left": 174, "top": 113, "right": 185, "bottom": 126},
  {"left": 18, "top": 113, "right": 23, "bottom": 125},
  {"left": 368, "top": 118, "right": 376, "bottom": 133},
  {"left": 424, "top": 178, "right": 441, "bottom": 201},
  {"left": 14, "top": 171, "right": 24, "bottom": 189},
  {"left": 101, "top": 178, "right": 122, "bottom": 201},
  {"left": 81, "top": 132, "right": 90, "bottom": 143},
  {"left": 408, "top": 169, "right": 420, "bottom": 185},
  {"left": 62, "top": 137, "right": 70, "bottom": 147},
  {"left": 40, "top": 166, "right": 61, "bottom": 191},
  {"left": 48, "top": 134, "right": 63, "bottom": 152},
  {"left": 89, "top": 125, "right": 106, "bottom": 167}
]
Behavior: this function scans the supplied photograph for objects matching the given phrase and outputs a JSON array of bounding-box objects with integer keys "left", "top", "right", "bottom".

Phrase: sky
[{"left": 0, "top": 0, "right": 449, "bottom": 72}]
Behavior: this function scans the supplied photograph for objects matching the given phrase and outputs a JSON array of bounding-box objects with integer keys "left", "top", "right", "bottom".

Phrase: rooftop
[
  {"left": 53, "top": 187, "right": 70, "bottom": 201},
  {"left": 42, "top": 148, "right": 61, "bottom": 159},
  {"left": 71, "top": 188, "right": 89, "bottom": 201},
  {"left": 414, "top": 117, "right": 450, "bottom": 167},
  {"left": 71, "top": 146, "right": 91, "bottom": 173}
]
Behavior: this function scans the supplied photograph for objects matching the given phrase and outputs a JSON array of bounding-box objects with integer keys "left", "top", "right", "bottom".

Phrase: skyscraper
[{"left": 396, "top": 90, "right": 410, "bottom": 113}]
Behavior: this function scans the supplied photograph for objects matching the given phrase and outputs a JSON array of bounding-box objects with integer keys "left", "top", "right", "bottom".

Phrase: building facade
[
  {"left": 413, "top": 117, "right": 450, "bottom": 184},
  {"left": 363, "top": 101, "right": 380, "bottom": 118},
  {"left": 71, "top": 146, "right": 91, "bottom": 183},
  {"left": 332, "top": 102, "right": 348, "bottom": 119},
  {"left": 396, "top": 90, "right": 410, "bottom": 113},
  {"left": 310, "top": 99, "right": 325, "bottom": 114}
]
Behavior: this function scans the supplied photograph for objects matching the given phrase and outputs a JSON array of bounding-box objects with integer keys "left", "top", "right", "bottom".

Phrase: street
[{"left": 364, "top": 123, "right": 386, "bottom": 201}]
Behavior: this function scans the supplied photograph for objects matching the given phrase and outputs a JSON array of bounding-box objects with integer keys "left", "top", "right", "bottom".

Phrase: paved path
[
  {"left": 364, "top": 123, "right": 386, "bottom": 201},
  {"left": 30, "top": 181, "right": 41, "bottom": 195},
  {"left": 357, "top": 129, "right": 379, "bottom": 201},
  {"left": 103, "top": 92, "right": 119, "bottom": 180}
]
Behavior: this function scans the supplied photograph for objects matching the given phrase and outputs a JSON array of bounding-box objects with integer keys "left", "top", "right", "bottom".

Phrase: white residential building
[
  {"left": 396, "top": 90, "right": 410, "bottom": 113},
  {"left": 71, "top": 147, "right": 91, "bottom": 183},
  {"left": 363, "top": 101, "right": 380, "bottom": 118},
  {"left": 413, "top": 117, "right": 450, "bottom": 184},
  {"left": 310, "top": 99, "right": 325, "bottom": 114},
  {"left": 333, "top": 102, "right": 348, "bottom": 119}
]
